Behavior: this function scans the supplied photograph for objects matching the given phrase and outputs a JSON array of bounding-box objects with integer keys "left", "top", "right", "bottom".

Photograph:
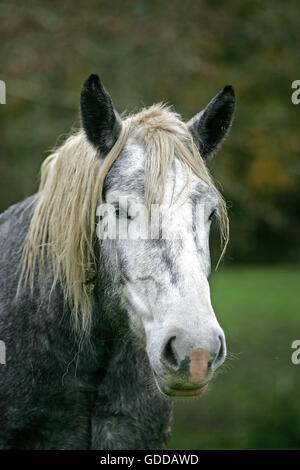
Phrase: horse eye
[
  {"left": 209, "top": 210, "right": 216, "bottom": 221},
  {"left": 115, "top": 208, "right": 133, "bottom": 220}
]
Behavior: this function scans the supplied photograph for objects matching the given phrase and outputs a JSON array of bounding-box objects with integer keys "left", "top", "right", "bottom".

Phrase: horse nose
[{"left": 161, "top": 331, "right": 226, "bottom": 383}]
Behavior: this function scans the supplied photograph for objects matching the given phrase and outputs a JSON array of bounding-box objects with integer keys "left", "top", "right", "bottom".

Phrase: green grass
[{"left": 168, "top": 265, "right": 300, "bottom": 449}]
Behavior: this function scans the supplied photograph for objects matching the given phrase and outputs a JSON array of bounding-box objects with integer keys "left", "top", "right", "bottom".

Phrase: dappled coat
[{"left": 0, "top": 74, "right": 234, "bottom": 449}]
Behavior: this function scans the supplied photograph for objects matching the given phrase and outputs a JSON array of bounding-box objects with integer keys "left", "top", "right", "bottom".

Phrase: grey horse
[{"left": 0, "top": 75, "right": 235, "bottom": 449}]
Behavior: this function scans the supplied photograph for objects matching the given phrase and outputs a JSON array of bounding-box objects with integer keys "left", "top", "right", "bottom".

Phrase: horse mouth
[
  {"left": 152, "top": 370, "right": 209, "bottom": 397},
  {"left": 160, "top": 383, "right": 208, "bottom": 397}
]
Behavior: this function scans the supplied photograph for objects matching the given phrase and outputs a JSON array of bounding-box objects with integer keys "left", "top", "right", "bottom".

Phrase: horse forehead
[
  {"left": 104, "top": 135, "right": 218, "bottom": 204},
  {"left": 104, "top": 138, "right": 145, "bottom": 194}
]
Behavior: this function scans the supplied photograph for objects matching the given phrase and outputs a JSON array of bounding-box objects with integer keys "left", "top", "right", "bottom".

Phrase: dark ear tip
[
  {"left": 88, "top": 73, "right": 101, "bottom": 83},
  {"left": 222, "top": 84, "right": 235, "bottom": 100},
  {"left": 81, "top": 74, "right": 102, "bottom": 93}
]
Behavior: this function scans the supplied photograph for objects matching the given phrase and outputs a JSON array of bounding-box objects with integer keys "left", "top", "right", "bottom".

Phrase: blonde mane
[{"left": 19, "top": 104, "right": 229, "bottom": 334}]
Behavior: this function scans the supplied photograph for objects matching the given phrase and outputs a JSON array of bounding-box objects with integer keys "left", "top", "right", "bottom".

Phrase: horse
[{"left": 0, "top": 74, "right": 235, "bottom": 449}]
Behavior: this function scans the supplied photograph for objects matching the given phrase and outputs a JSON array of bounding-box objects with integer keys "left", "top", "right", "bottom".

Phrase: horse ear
[
  {"left": 80, "top": 74, "right": 122, "bottom": 154},
  {"left": 187, "top": 85, "right": 235, "bottom": 159}
]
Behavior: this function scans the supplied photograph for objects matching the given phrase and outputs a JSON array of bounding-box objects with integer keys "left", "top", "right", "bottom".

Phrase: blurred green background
[{"left": 1, "top": 0, "right": 299, "bottom": 449}]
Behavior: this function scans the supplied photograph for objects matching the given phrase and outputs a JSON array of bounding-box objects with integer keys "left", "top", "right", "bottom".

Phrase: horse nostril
[
  {"left": 162, "top": 336, "right": 179, "bottom": 370},
  {"left": 215, "top": 335, "right": 225, "bottom": 366}
]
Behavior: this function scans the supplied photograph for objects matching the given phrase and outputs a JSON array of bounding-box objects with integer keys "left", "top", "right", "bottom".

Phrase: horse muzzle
[{"left": 154, "top": 329, "right": 226, "bottom": 397}]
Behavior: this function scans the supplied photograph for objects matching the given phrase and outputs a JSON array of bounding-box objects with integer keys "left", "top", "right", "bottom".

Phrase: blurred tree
[{"left": 0, "top": 0, "right": 299, "bottom": 263}]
